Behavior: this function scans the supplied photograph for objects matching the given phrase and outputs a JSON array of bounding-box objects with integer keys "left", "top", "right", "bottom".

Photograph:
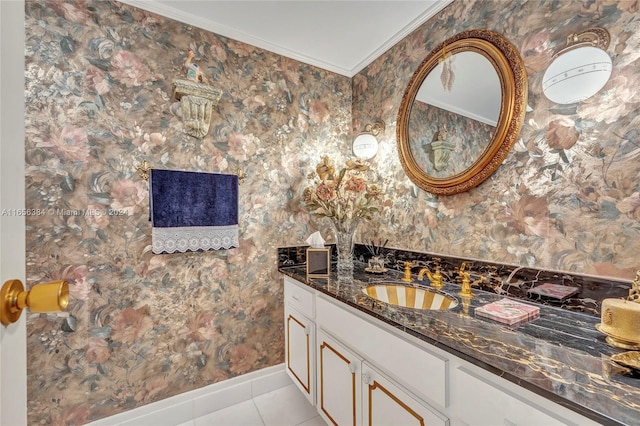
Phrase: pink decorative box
[
  {"left": 527, "top": 283, "right": 579, "bottom": 300},
  {"left": 475, "top": 298, "right": 540, "bottom": 325}
]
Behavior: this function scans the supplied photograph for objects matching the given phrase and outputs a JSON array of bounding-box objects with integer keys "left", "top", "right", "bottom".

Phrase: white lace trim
[{"left": 152, "top": 225, "right": 238, "bottom": 254}]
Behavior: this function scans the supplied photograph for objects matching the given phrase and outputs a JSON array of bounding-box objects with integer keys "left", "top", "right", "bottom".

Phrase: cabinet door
[
  {"left": 362, "top": 362, "right": 448, "bottom": 426},
  {"left": 285, "top": 306, "right": 315, "bottom": 405},
  {"left": 452, "top": 366, "right": 566, "bottom": 426},
  {"left": 317, "top": 329, "right": 362, "bottom": 426}
]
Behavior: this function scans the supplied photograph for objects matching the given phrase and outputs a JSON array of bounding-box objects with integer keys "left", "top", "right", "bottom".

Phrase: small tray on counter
[{"left": 527, "top": 283, "right": 580, "bottom": 301}]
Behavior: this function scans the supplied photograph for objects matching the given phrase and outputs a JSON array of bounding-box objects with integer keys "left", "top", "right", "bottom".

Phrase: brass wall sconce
[
  {"left": 542, "top": 27, "right": 612, "bottom": 104},
  {"left": 1, "top": 279, "right": 69, "bottom": 326},
  {"left": 352, "top": 120, "right": 385, "bottom": 159}
]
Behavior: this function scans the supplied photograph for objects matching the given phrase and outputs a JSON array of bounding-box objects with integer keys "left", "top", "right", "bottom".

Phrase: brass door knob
[{"left": 0, "top": 279, "right": 69, "bottom": 326}]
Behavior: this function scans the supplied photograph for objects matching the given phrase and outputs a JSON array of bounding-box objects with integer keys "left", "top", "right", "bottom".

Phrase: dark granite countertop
[{"left": 279, "top": 263, "right": 640, "bottom": 426}]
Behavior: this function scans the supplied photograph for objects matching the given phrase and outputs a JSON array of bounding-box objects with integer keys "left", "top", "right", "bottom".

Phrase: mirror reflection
[
  {"left": 408, "top": 51, "right": 502, "bottom": 178},
  {"left": 396, "top": 29, "right": 528, "bottom": 196}
]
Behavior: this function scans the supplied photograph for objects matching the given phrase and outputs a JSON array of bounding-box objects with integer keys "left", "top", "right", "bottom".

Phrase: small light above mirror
[
  {"left": 352, "top": 120, "right": 385, "bottom": 159},
  {"left": 542, "top": 28, "right": 612, "bottom": 105}
]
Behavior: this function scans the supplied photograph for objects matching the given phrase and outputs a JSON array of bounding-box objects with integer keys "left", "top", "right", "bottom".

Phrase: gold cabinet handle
[{"left": 0, "top": 279, "right": 69, "bottom": 326}]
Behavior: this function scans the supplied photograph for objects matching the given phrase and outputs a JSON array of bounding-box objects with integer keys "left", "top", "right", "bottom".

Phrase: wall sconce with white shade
[
  {"left": 352, "top": 120, "right": 385, "bottom": 159},
  {"left": 542, "top": 27, "right": 612, "bottom": 104},
  {"left": 1, "top": 279, "right": 69, "bottom": 326}
]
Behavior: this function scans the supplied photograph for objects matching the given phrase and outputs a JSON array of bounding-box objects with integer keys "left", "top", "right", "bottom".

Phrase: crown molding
[
  {"left": 118, "top": 0, "right": 453, "bottom": 78},
  {"left": 118, "top": 0, "right": 352, "bottom": 75}
]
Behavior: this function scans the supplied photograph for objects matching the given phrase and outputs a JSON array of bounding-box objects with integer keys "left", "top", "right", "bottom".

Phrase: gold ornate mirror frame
[{"left": 396, "top": 29, "right": 528, "bottom": 195}]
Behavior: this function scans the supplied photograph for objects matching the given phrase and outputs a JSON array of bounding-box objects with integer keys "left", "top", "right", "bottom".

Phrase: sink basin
[{"left": 362, "top": 283, "right": 458, "bottom": 311}]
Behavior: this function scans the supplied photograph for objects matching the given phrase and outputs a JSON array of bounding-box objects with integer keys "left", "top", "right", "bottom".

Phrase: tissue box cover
[{"left": 475, "top": 298, "right": 540, "bottom": 325}]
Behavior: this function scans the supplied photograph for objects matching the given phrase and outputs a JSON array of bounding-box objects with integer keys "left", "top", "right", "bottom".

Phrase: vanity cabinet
[
  {"left": 284, "top": 279, "right": 315, "bottom": 405},
  {"left": 283, "top": 276, "right": 598, "bottom": 426}
]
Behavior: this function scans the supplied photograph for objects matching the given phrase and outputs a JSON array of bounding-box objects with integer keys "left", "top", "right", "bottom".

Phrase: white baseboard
[{"left": 87, "top": 363, "right": 290, "bottom": 426}]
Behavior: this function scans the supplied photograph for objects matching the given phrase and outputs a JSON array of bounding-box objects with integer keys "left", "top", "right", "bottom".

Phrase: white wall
[{"left": 0, "top": 0, "right": 27, "bottom": 424}]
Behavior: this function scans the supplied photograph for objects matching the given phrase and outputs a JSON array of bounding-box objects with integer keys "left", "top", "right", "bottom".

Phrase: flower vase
[{"left": 329, "top": 218, "right": 360, "bottom": 283}]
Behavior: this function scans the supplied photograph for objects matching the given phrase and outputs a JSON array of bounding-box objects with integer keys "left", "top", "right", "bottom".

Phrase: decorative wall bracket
[{"left": 172, "top": 79, "right": 222, "bottom": 139}]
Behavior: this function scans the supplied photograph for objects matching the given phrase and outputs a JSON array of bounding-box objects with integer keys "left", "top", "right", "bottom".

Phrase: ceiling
[{"left": 119, "top": 0, "right": 453, "bottom": 77}]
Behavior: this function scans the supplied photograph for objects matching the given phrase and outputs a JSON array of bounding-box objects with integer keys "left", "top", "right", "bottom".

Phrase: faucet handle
[
  {"left": 473, "top": 275, "right": 487, "bottom": 287},
  {"left": 458, "top": 272, "right": 487, "bottom": 297},
  {"left": 402, "top": 261, "right": 413, "bottom": 283},
  {"left": 454, "top": 269, "right": 468, "bottom": 282},
  {"left": 458, "top": 270, "right": 473, "bottom": 297}
]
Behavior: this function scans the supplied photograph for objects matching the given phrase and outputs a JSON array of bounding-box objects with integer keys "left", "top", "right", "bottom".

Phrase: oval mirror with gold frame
[{"left": 397, "top": 29, "right": 528, "bottom": 195}]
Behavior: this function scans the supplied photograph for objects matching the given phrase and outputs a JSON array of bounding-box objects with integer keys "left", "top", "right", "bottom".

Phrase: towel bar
[{"left": 134, "top": 160, "right": 245, "bottom": 184}]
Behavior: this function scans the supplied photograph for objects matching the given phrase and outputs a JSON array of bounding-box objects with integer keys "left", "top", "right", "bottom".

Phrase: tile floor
[{"left": 177, "top": 383, "right": 327, "bottom": 426}]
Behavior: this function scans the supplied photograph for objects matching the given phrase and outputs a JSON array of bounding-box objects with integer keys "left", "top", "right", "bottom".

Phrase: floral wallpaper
[
  {"left": 23, "top": 0, "right": 640, "bottom": 423},
  {"left": 353, "top": 0, "right": 640, "bottom": 280},
  {"left": 24, "top": 0, "right": 350, "bottom": 423},
  {"left": 408, "top": 100, "right": 494, "bottom": 177}
]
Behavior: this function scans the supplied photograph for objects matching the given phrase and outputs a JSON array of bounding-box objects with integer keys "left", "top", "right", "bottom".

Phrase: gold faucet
[
  {"left": 402, "top": 261, "right": 414, "bottom": 282},
  {"left": 418, "top": 259, "right": 444, "bottom": 289}
]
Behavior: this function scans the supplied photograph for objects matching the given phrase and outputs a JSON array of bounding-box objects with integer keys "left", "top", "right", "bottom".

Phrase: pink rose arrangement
[{"left": 303, "top": 156, "right": 384, "bottom": 226}]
